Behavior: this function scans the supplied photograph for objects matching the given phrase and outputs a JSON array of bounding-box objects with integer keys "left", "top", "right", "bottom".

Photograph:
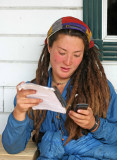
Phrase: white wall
[
  {"left": 102, "top": 61, "right": 117, "bottom": 91},
  {"left": 0, "top": 0, "right": 117, "bottom": 134},
  {"left": 0, "top": 0, "right": 83, "bottom": 134}
]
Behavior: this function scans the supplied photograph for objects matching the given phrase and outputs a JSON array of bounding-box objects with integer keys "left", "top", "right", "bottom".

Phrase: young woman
[{"left": 2, "top": 16, "right": 117, "bottom": 160}]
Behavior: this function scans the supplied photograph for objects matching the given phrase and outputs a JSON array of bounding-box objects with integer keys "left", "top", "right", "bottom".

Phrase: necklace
[
  {"left": 52, "top": 80, "right": 67, "bottom": 86},
  {"left": 53, "top": 82, "right": 66, "bottom": 86}
]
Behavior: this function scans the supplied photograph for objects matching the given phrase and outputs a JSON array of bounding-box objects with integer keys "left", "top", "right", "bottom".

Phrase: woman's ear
[{"left": 48, "top": 45, "right": 51, "bottom": 54}]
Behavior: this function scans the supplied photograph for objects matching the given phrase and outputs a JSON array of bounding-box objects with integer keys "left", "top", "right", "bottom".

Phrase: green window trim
[{"left": 83, "top": 0, "right": 117, "bottom": 61}]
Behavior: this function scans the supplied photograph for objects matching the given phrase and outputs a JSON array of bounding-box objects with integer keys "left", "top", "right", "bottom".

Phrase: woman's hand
[
  {"left": 68, "top": 107, "right": 96, "bottom": 130},
  {"left": 13, "top": 82, "right": 43, "bottom": 121}
]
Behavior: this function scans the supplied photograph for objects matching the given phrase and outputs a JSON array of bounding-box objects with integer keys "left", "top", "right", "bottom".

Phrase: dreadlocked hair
[
  {"left": 27, "top": 45, "right": 50, "bottom": 143},
  {"left": 27, "top": 29, "right": 110, "bottom": 145},
  {"left": 64, "top": 46, "right": 110, "bottom": 145}
]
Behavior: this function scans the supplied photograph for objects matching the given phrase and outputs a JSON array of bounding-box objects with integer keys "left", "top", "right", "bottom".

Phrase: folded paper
[{"left": 18, "top": 83, "right": 66, "bottom": 114}]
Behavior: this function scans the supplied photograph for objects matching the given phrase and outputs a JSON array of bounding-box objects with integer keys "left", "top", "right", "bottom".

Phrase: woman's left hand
[{"left": 68, "top": 107, "right": 95, "bottom": 130}]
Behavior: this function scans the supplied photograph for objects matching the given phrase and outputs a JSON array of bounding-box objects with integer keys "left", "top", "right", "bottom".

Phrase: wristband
[{"left": 89, "top": 115, "right": 99, "bottom": 132}]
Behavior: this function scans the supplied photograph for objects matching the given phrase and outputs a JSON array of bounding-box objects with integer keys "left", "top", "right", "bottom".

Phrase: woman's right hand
[{"left": 13, "top": 82, "right": 43, "bottom": 121}]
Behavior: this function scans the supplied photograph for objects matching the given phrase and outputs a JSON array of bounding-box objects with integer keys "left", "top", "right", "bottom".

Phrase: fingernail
[{"left": 69, "top": 111, "right": 71, "bottom": 114}]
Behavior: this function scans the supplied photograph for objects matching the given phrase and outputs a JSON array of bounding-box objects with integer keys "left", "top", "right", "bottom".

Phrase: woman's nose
[{"left": 64, "top": 55, "right": 72, "bottom": 65}]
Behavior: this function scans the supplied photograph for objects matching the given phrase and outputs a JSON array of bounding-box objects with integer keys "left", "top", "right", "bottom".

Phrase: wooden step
[{"left": 0, "top": 135, "right": 37, "bottom": 160}]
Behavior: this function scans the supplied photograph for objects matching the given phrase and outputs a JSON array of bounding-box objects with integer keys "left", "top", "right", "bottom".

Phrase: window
[
  {"left": 107, "top": 0, "right": 117, "bottom": 35},
  {"left": 83, "top": 0, "right": 117, "bottom": 60}
]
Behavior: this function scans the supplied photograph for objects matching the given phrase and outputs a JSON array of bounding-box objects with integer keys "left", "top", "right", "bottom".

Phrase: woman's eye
[
  {"left": 74, "top": 54, "right": 80, "bottom": 57},
  {"left": 59, "top": 52, "right": 65, "bottom": 55}
]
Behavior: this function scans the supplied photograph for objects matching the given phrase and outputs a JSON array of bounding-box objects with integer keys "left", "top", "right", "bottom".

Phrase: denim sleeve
[
  {"left": 91, "top": 81, "right": 117, "bottom": 144},
  {"left": 2, "top": 112, "right": 33, "bottom": 154}
]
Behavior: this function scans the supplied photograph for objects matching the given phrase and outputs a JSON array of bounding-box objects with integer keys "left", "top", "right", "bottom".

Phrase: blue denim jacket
[{"left": 2, "top": 70, "right": 117, "bottom": 160}]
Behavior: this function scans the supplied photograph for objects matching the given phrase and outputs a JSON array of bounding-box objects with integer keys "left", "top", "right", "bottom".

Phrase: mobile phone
[{"left": 74, "top": 103, "right": 88, "bottom": 112}]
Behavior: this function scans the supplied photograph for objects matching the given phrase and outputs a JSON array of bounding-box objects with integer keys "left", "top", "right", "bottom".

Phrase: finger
[
  {"left": 73, "top": 119, "right": 86, "bottom": 125},
  {"left": 18, "top": 97, "right": 43, "bottom": 104},
  {"left": 69, "top": 113, "right": 90, "bottom": 126},
  {"left": 69, "top": 110, "right": 86, "bottom": 120},
  {"left": 69, "top": 114, "right": 86, "bottom": 126},
  {"left": 18, "top": 89, "right": 37, "bottom": 97},
  {"left": 19, "top": 103, "right": 39, "bottom": 110},
  {"left": 77, "top": 108, "right": 90, "bottom": 116},
  {"left": 16, "top": 81, "right": 25, "bottom": 93}
]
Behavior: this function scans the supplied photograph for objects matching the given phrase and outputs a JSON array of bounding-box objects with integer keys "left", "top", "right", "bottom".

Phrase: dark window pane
[{"left": 107, "top": 0, "right": 117, "bottom": 35}]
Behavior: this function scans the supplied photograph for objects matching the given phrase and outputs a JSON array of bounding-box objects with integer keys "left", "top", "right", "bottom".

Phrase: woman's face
[{"left": 48, "top": 34, "right": 84, "bottom": 82}]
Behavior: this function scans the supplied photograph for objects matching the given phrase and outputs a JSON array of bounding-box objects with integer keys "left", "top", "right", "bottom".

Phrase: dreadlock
[
  {"left": 28, "top": 46, "right": 50, "bottom": 143},
  {"left": 27, "top": 29, "right": 110, "bottom": 144}
]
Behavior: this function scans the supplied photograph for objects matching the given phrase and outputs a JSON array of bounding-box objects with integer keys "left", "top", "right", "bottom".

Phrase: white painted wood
[
  {"left": 0, "top": 0, "right": 83, "bottom": 7},
  {"left": 0, "top": 37, "right": 44, "bottom": 61},
  {"left": 0, "top": 9, "right": 83, "bottom": 34},
  {"left": 4, "top": 87, "right": 16, "bottom": 112},
  {"left": 0, "top": 113, "right": 9, "bottom": 134},
  {"left": 102, "top": 62, "right": 117, "bottom": 90},
  {"left": 0, "top": 62, "right": 37, "bottom": 86},
  {"left": 0, "top": 0, "right": 83, "bottom": 134},
  {"left": 0, "top": 88, "right": 3, "bottom": 112},
  {"left": 102, "top": 0, "right": 107, "bottom": 40},
  {"left": 103, "top": 36, "right": 117, "bottom": 42}
]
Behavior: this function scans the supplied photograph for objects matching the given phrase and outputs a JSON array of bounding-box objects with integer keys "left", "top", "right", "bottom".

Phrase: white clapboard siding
[
  {"left": 0, "top": 87, "right": 3, "bottom": 112},
  {"left": 0, "top": 37, "right": 44, "bottom": 61},
  {"left": 0, "top": 0, "right": 82, "bottom": 7},
  {"left": 102, "top": 62, "right": 117, "bottom": 90},
  {"left": 0, "top": 113, "right": 9, "bottom": 133},
  {"left": 0, "top": 9, "right": 82, "bottom": 34},
  {"left": 0, "top": 0, "right": 83, "bottom": 134},
  {"left": 0, "top": 62, "right": 37, "bottom": 86},
  {"left": 4, "top": 87, "right": 16, "bottom": 112}
]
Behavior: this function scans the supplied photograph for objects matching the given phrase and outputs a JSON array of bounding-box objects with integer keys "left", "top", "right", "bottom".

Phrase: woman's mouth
[{"left": 61, "top": 67, "right": 70, "bottom": 72}]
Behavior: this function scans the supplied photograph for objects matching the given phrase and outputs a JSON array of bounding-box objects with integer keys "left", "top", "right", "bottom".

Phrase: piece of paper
[{"left": 18, "top": 83, "right": 66, "bottom": 114}]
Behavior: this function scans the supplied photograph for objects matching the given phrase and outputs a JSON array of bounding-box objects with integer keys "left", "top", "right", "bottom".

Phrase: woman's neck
[
  {"left": 51, "top": 73, "right": 70, "bottom": 93},
  {"left": 52, "top": 81, "right": 66, "bottom": 94},
  {"left": 52, "top": 74, "right": 69, "bottom": 85}
]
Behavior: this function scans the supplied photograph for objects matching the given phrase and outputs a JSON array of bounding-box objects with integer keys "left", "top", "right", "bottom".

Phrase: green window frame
[{"left": 83, "top": 0, "right": 117, "bottom": 60}]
